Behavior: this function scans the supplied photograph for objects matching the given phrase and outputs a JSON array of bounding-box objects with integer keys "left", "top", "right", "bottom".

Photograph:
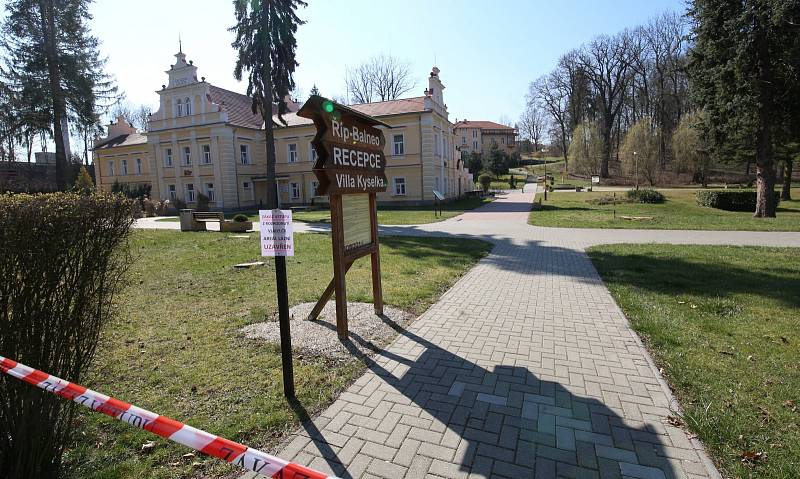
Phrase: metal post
[{"left": 261, "top": 6, "right": 293, "bottom": 398}]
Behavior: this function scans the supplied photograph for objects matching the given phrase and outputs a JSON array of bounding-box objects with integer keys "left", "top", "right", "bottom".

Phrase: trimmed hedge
[
  {"left": 696, "top": 190, "right": 781, "bottom": 211},
  {"left": 626, "top": 189, "right": 665, "bottom": 204}
]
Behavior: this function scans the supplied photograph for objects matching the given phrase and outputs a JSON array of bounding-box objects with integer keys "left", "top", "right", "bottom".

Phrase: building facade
[
  {"left": 94, "top": 51, "right": 473, "bottom": 209},
  {"left": 453, "top": 120, "right": 517, "bottom": 157}
]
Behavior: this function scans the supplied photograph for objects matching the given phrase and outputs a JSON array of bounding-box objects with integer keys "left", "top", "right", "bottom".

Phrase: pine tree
[
  {"left": 73, "top": 165, "right": 94, "bottom": 195},
  {"left": 688, "top": 0, "right": 800, "bottom": 217},
  {"left": 1, "top": 0, "right": 117, "bottom": 189}
]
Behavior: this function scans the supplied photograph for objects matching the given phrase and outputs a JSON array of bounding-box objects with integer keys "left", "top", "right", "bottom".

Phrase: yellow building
[
  {"left": 453, "top": 120, "right": 517, "bottom": 157},
  {"left": 94, "top": 50, "right": 473, "bottom": 209}
]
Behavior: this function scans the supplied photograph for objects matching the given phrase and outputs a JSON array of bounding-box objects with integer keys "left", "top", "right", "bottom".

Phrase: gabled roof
[
  {"left": 454, "top": 120, "right": 516, "bottom": 131},
  {"left": 275, "top": 96, "right": 427, "bottom": 128},
  {"left": 94, "top": 133, "right": 147, "bottom": 149},
  {"left": 208, "top": 85, "right": 263, "bottom": 129}
]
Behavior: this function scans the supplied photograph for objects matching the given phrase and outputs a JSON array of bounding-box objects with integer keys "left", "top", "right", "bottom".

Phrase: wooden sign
[{"left": 297, "top": 96, "right": 390, "bottom": 339}]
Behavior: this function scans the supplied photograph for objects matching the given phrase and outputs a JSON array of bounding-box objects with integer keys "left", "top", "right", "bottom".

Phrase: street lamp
[{"left": 633, "top": 151, "right": 639, "bottom": 191}]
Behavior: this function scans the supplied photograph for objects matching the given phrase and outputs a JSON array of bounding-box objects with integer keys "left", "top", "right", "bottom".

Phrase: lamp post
[{"left": 633, "top": 151, "right": 639, "bottom": 191}]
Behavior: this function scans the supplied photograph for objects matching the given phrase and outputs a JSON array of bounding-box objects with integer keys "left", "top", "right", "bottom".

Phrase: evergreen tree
[
  {"left": 1, "top": 0, "right": 117, "bottom": 189},
  {"left": 73, "top": 165, "right": 94, "bottom": 195},
  {"left": 688, "top": 0, "right": 800, "bottom": 217}
]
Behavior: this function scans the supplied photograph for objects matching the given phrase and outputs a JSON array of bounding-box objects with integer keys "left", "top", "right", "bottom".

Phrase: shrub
[
  {"left": 696, "top": 190, "right": 781, "bottom": 211},
  {"left": 196, "top": 193, "right": 210, "bottom": 212},
  {"left": 233, "top": 213, "right": 249, "bottom": 222},
  {"left": 172, "top": 198, "right": 187, "bottom": 211},
  {"left": 73, "top": 165, "right": 95, "bottom": 195},
  {"left": 478, "top": 173, "right": 492, "bottom": 193},
  {"left": 587, "top": 195, "right": 629, "bottom": 206},
  {"left": 625, "top": 188, "right": 665, "bottom": 204},
  {"left": 0, "top": 193, "right": 135, "bottom": 478},
  {"left": 142, "top": 197, "right": 156, "bottom": 217}
]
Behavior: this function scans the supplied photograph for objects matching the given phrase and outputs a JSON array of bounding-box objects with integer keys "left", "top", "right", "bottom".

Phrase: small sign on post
[
  {"left": 591, "top": 175, "right": 600, "bottom": 184},
  {"left": 260, "top": 210, "right": 294, "bottom": 257}
]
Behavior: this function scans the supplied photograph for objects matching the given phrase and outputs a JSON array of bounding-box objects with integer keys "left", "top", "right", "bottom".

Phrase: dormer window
[
  {"left": 176, "top": 98, "right": 184, "bottom": 117},
  {"left": 184, "top": 97, "right": 191, "bottom": 115}
]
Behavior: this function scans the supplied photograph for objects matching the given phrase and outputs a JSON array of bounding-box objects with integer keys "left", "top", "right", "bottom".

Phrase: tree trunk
[
  {"left": 753, "top": 119, "right": 776, "bottom": 217},
  {"left": 782, "top": 157, "right": 793, "bottom": 201},
  {"left": 39, "top": 0, "right": 68, "bottom": 190},
  {"left": 600, "top": 120, "right": 611, "bottom": 178}
]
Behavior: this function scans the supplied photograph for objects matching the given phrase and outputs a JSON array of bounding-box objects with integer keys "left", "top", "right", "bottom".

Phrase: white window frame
[
  {"left": 121, "top": 159, "right": 128, "bottom": 176},
  {"left": 204, "top": 182, "right": 215, "bottom": 202},
  {"left": 434, "top": 133, "right": 440, "bottom": 156},
  {"left": 462, "top": 136, "right": 466, "bottom": 145},
  {"left": 473, "top": 140, "right": 478, "bottom": 150},
  {"left": 308, "top": 141, "right": 317, "bottom": 162},
  {"left": 288, "top": 143, "right": 298, "bottom": 163},
  {"left": 168, "top": 184, "right": 176, "bottom": 201},
  {"left": 164, "top": 148, "right": 173, "bottom": 167},
  {"left": 393, "top": 176, "right": 406, "bottom": 196},
  {"left": 392, "top": 133, "right": 405, "bottom": 156},
  {"left": 176, "top": 98, "right": 183, "bottom": 117},
  {"left": 472, "top": 130, "right": 477, "bottom": 138},
  {"left": 107, "top": 160, "right": 115, "bottom": 176},
  {"left": 185, "top": 183, "right": 195, "bottom": 203},
  {"left": 202, "top": 144, "right": 212, "bottom": 165},
  {"left": 135, "top": 158, "right": 142, "bottom": 175},
  {"left": 290, "top": 182, "right": 300, "bottom": 199},
  {"left": 240, "top": 144, "right": 250, "bottom": 165},
  {"left": 310, "top": 180, "right": 319, "bottom": 197},
  {"left": 184, "top": 97, "right": 192, "bottom": 115},
  {"left": 182, "top": 146, "right": 191, "bottom": 166}
]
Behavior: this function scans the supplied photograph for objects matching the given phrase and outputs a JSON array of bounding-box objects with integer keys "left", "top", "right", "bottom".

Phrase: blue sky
[{"left": 11, "top": 0, "right": 689, "bottom": 126}]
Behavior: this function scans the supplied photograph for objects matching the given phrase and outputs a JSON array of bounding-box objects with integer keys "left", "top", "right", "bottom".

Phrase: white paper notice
[{"left": 259, "top": 210, "right": 294, "bottom": 257}]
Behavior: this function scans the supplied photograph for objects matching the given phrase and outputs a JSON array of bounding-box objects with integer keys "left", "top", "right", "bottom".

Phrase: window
[
  {"left": 393, "top": 177, "right": 406, "bottom": 196},
  {"left": 240, "top": 144, "right": 250, "bottom": 165},
  {"left": 168, "top": 184, "right": 176, "bottom": 201},
  {"left": 461, "top": 136, "right": 466, "bottom": 145},
  {"left": 473, "top": 140, "right": 478, "bottom": 149},
  {"left": 182, "top": 146, "right": 191, "bottom": 165},
  {"left": 202, "top": 144, "right": 212, "bottom": 164},
  {"left": 310, "top": 180, "right": 319, "bottom": 196},
  {"left": 185, "top": 183, "right": 195, "bottom": 203},
  {"left": 472, "top": 130, "right": 477, "bottom": 138},
  {"left": 288, "top": 143, "right": 298, "bottom": 163},
  {"left": 242, "top": 181, "right": 253, "bottom": 200},
  {"left": 164, "top": 148, "right": 173, "bottom": 167},
  {"left": 107, "top": 160, "right": 115, "bottom": 176},
  {"left": 204, "top": 182, "right": 215, "bottom": 202},
  {"left": 501, "top": 137, "right": 505, "bottom": 144},
  {"left": 290, "top": 182, "right": 300, "bottom": 199},
  {"left": 434, "top": 133, "right": 440, "bottom": 156},
  {"left": 135, "top": 158, "right": 142, "bottom": 175},
  {"left": 184, "top": 97, "right": 191, "bottom": 115},
  {"left": 309, "top": 142, "right": 317, "bottom": 162},
  {"left": 121, "top": 159, "right": 128, "bottom": 176},
  {"left": 435, "top": 176, "right": 440, "bottom": 191},
  {"left": 393, "top": 134, "right": 404, "bottom": 156},
  {"left": 176, "top": 98, "right": 183, "bottom": 117}
]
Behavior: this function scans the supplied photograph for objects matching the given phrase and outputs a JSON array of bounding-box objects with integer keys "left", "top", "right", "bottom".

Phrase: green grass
[
  {"left": 156, "top": 197, "right": 493, "bottom": 225},
  {"left": 530, "top": 188, "right": 800, "bottom": 231},
  {"left": 63, "top": 230, "right": 491, "bottom": 478},
  {"left": 588, "top": 245, "right": 800, "bottom": 478}
]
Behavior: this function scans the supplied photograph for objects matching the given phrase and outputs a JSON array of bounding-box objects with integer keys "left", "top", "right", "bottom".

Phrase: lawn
[
  {"left": 155, "top": 196, "right": 493, "bottom": 225},
  {"left": 63, "top": 230, "right": 491, "bottom": 478},
  {"left": 530, "top": 188, "right": 800, "bottom": 231},
  {"left": 588, "top": 245, "right": 800, "bottom": 478}
]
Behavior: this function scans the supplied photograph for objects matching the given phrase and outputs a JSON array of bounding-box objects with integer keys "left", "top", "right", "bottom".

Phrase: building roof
[
  {"left": 208, "top": 85, "right": 264, "bottom": 129},
  {"left": 454, "top": 120, "right": 516, "bottom": 131},
  {"left": 94, "top": 133, "right": 148, "bottom": 149},
  {"left": 276, "top": 96, "right": 427, "bottom": 128}
]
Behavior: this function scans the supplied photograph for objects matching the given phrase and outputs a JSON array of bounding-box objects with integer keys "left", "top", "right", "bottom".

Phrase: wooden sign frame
[{"left": 298, "top": 96, "right": 389, "bottom": 339}]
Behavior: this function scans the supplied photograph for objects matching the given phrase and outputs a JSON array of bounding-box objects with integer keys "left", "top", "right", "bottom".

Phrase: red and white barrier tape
[{"left": 0, "top": 355, "right": 339, "bottom": 479}]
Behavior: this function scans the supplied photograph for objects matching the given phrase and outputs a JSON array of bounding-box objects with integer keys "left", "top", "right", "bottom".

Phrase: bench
[{"left": 192, "top": 211, "right": 225, "bottom": 223}]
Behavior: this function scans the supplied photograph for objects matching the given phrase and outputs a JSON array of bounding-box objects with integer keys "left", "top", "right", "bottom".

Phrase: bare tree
[
  {"left": 530, "top": 73, "right": 570, "bottom": 167},
  {"left": 519, "top": 102, "right": 548, "bottom": 152},
  {"left": 346, "top": 53, "right": 416, "bottom": 104},
  {"left": 110, "top": 101, "right": 150, "bottom": 132}
]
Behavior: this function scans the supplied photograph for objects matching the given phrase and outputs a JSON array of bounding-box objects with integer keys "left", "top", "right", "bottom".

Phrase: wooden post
[
  {"left": 369, "top": 193, "right": 384, "bottom": 315},
  {"left": 329, "top": 194, "right": 349, "bottom": 339}
]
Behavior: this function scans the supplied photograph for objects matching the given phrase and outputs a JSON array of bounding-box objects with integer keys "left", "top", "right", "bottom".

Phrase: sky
[{"left": 7, "top": 0, "right": 688, "bottom": 126}]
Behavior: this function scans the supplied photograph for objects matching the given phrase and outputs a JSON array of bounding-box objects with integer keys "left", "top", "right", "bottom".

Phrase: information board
[
  {"left": 259, "top": 210, "right": 294, "bottom": 257},
  {"left": 342, "top": 194, "right": 372, "bottom": 252}
]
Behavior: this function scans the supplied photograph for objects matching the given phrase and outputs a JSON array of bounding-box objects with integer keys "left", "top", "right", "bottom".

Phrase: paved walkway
[{"left": 235, "top": 187, "right": 799, "bottom": 479}]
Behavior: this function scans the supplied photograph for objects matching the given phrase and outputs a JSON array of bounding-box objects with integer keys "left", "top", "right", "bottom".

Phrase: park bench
[{"left": 192, "top": 211, "right": 225, "bottom": 224}]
